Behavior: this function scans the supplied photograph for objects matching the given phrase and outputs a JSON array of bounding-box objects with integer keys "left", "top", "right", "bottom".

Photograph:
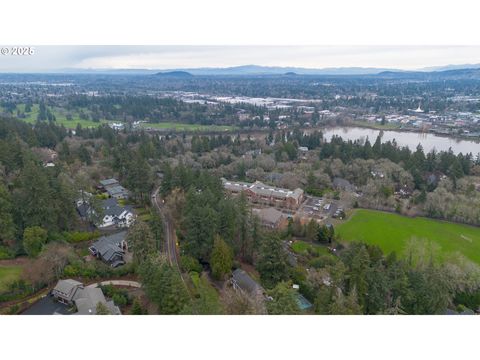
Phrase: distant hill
[
  {"left": 48, "top": 64, "right": 480, "bottom": 80},
  {"left": 421, "top": 63, "right": 480, "bottom": 72},
  {"left": 155, "top": 70, "right": 194, "bottom": 78},
  {"left": 376, "top": 67, "right": 480, "bottom": 80},
  {"left": 156, "top": 64, "right": 401, "bottom": 76}
]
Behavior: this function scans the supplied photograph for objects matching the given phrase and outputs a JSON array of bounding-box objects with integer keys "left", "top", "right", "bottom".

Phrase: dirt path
[{"left": 0, "top": 257, "right": 31, "bottom": 267}]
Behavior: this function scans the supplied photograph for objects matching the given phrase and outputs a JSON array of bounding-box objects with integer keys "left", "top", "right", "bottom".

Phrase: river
[{"left": 321, "top": 127, "right": 480, "bottom": 155}]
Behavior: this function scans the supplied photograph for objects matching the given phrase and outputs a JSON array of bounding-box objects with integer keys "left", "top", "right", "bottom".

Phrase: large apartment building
[{"left": 222, "top": 178, "right": 304, "bottom": 209}]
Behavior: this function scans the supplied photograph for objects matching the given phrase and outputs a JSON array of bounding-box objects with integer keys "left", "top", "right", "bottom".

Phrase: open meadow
[{"left": 336, "top": 209, "right": 480, "bottom": 265}]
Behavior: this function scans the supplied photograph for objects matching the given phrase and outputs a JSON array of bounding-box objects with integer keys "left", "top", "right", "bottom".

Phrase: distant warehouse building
[{"left": 222, "top": 178, "right": 304, "bottom": 209}]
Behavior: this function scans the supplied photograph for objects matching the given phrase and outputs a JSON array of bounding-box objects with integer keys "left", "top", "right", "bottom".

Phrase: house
[
  {"left": 222, "top": 178, "right": 304, "bottom": 209},
  {"left": 253, "top": 207, "right": 287, "bottom": 229},
  {"left": 89, "top": 231, "right": 128, "bottom": 267},
  {"left": 76, "top": 197, "right": 135, "bottom": 228},
  {"left": 106, "top": 185, "right": 129, "bottom": 200},
  {"left": 100, "top": 178, "right": 129, "bottom": 199},
  {"left": 332, "top": 177, "right": 356, "bottom": 192},
  {"left": 99, "top": 178, "right": 119, "bottom": 189},
  {"left": 51, "top": 279, "right": 83, "bottom": 305},
  {"left": 52, "top": 279, "right": 121, "bottom": 315},
  {"left": 99, "top": 198, "right": 135, "bottom": 228},
  {"left": 231, "top": 269, "right": 264, "bottom": 298}
]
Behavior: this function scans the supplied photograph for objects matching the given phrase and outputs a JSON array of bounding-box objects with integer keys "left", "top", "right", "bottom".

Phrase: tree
[
  {"left": 266, "top": 282, "right": 300, "bottom": 315},
  {"left": 96, "top": 302, "right": 111, "bottom": 315},
  {"left": 257, "top": 234, "right": 289, "bottom": 289},
  {"left": 183, "top": 274, "right": 224, "bottom": 315},
  {"left": 305, "top": 219, "right": 319, "bottom": 242},
  {"left": 127, "top": 221, "right": 156, "bottom": 263},
  {"left": 149, "top": 212, "right": 164, "bottom": 251},
  {"left": 131, "top": 299, "right": 146, "bottom": 315},
  {"left": 139, "top": 256, "right": 190, "bottom": 314},
  {"left": 210, "top": 235, "right": 233, "bottom": 280},
  {"left": 317, "top": 224, "right": 332, "bottom": 243},
  {"left": 22, "top": 226, "right": 48, "bottom": 257},
  {"left": 183, "top": 189, "right": 218, "bottom": 261},
  {"left": 0, "top": 183, "right": 16, "bottom": 248},
  {"left": 78, "top": 144, "right": 92, "bottom": 165},
  {"left": 329, "top": 288, "right": 363, "bottom": 315},
  {"left": 15, "top": 161, "right": 55, "bottom": 230},
  {"left": 222, "top": 285, "right": 266, "bottom": 315}
]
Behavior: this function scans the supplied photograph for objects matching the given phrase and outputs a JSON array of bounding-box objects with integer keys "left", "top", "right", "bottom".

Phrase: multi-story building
[{"left": 222, "top": 178, "right": 304, "bottom": 209}]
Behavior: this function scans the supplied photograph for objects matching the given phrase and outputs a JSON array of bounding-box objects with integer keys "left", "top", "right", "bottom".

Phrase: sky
[{"left": 1, "top": 46, "right": 480, "bottom": 72}]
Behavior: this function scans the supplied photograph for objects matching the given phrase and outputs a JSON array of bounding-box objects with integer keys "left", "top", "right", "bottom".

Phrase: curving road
[{"left": 151, "top": 187, "right": 180, "bottom": 271}]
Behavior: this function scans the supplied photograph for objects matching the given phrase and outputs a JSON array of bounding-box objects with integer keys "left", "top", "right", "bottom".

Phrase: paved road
[
  {"left": 87, "top": 280, "right": 142, "bottom": 288},
  {"left": 151, "top": 187, "right": 181, "bottom": 271}
]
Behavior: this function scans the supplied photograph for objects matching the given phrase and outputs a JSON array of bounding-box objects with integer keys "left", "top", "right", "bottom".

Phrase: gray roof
[
  {"left": 91, "top": 231, "right": 127, "bottom": 262},
  {"left": 77, "top": 203, "right": 89, "bottom": 218},
  {"left": 232, "top": 269, "right": 263, "bottom": 295},
  {"left": 222, "top": 178, "right": 303, "bottom": 201},
  {"left": 74, "top": 287, "right": 121, "bottom": 315},
  {"left": 253, "top": 207, "right": 284, "bottom": 225},
  {"left": 107, "top": 185, "right": 129, "bottom": 196},
  {"left": 52, "top": 279, "right": 83, "bottom": 301},
  {"left": 102, "top": 198, "right": 132, "bottom": 217},
  {"left": 51, "top": 280, "right": 121, "bottom": 315},
  {"left": 333, "top": 177, "right": 354, "bottom": 191},
  {"left": 100, "top": 178, "right": 119, "bottom": 187}
]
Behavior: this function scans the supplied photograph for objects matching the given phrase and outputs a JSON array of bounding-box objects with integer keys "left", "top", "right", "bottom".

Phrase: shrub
[
  {"left": 0, "top": 246, "right": 15, "bottom": 260},
  {"left": 62, "top": 264, "right": 79, "bottom": 278},
  {"left": 64, "top": 231, "right": 100, "bottom": 244},
  {"left": 308, "top": 255, "right": 337, "bottom": 269},
  {"left": 180, "top": 255, "right": 202, "bottom": 273},
  {"left": 112, "top": 293, "right": 128, "bottom": 307},
  {"left": 23, "top": 226, "right": 48, "bottom": 257}
]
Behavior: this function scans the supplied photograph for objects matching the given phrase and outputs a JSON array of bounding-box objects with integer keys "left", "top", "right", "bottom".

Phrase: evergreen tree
[
  {"left": 257, "top": 234, "right": 289, "bottom": 289},
  {"left": 127, "top": 221, "right": 156, "bottom": 263},
  {"left": 22, "top": 226, "right": 48, "bottom": 257},
  {"left": 0, "top": 183, "right": 16, "bottom": 248},
  {"left": 210, "top": 235, "right": 233, "bottom": 280},
  {"left": 139, "top": 257, "right": 190, "bottom": 314},
  {"left": 266, "top": 282, "right": 301, "bottom": 315}
]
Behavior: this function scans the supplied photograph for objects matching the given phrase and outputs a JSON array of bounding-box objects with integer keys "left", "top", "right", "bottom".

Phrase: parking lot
[{"left": 296, "top": 196, "right": 346, "bottom": 222}]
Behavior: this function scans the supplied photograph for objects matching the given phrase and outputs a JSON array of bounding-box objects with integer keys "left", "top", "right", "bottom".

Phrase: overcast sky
[{"left": 1, "top": 46, "right": 480, "bottom": 72}]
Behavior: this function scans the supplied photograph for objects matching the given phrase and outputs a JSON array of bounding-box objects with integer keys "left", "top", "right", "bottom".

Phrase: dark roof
[
  {"left": 232, "top": 269, "right": 263, "bottom": 295},
  {"left": 77, "top": 203, "right": 89, "bottom": 218},
  {"left": 100, "top": 178, "right": 119, "bottom": 187},
  {"left": 91, "top": 231, "right": 127, "bottom": 262},
  {"left": 333, "top": 177, "right": 354, "bottom": 191},
  {"left": 102, "top": 198, "right": 130, "bottom": 216},
  {"left": 107, "top": 185, "right": 128, "bottom": 196}
]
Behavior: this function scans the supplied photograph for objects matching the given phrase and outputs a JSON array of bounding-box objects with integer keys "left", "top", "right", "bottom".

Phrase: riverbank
[{"left": 346, "top": 121, "right": 480, "bottom": 143}]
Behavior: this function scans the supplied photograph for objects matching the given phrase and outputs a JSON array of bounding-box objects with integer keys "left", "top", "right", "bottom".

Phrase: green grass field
[
  {"left": 16, "top": 104, "right": 108, "bottom": 129},
  {"left": 336, "top": 209, "right": 480, "bottom": 264},
  {"left": 139, "top": 122, "right": 235, "bottom": 132},
  {"left": 291, "top": 240, "right": 331, "bottom": 256},
  {"left": 352, "top": 120, "right": 401, "bottom": 130},
  {"left": 0, "top": 266, "right": 22, "bottom": 293}
]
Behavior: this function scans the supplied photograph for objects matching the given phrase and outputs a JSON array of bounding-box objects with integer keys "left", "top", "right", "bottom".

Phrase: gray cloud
[{"left": 1, "top": 45, "right": 480, "bottom": 72}]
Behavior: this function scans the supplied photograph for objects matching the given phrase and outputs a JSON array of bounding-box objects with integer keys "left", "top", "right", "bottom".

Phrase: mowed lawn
[
  {"left": 140, "top": 122, "right": 235, "bottom": 132},
  {"left": 16, "top": 104, "right": 108, "bottom": 129},
  {"left": 336, "top": 209, "right": 480, "bottom": 265},
  {"left": 0, "top": 266, "right": 22, "bottom": 292}
]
